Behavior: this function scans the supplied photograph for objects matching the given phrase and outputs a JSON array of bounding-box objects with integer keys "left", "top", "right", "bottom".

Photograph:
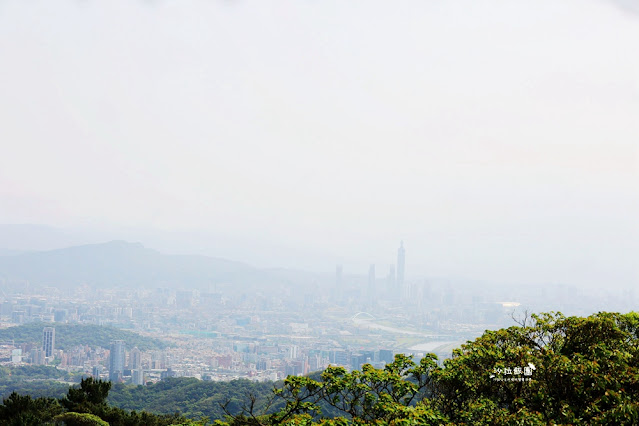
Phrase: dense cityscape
[
  {"left": 0, "top": 241, "right": 635, "bottom": 391},
  {"left": 0, "top": 1, "right": 637, "bottom": 422}
]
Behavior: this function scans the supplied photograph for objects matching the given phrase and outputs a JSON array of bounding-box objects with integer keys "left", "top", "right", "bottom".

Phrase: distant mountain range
[{"left": 0, "top": 240, "right": 326, "bottom": 291}]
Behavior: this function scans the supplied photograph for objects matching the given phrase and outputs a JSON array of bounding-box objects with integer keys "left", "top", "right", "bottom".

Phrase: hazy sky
[{"left": 1, "top": 0, "right": 638, "bottom": 287}]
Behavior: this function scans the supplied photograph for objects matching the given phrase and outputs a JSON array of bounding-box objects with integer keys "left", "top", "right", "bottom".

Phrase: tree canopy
[
  {"left": 220, "top": 311, "right": 639, "bottom": 425},
  {"left": 1, "top": 312, "right": 638, "bottom": 425},
  {"left": 0, "top": 377, "right": 191, "bottom": 426}
]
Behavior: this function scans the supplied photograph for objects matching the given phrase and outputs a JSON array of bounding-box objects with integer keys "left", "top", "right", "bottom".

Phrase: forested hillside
[
  {"left": 109, "top": 378, "right": 276, "bottom": 420},
  {"left": 1, "top": 311, "right": 638, "bottom": 425},
  {"left": 0, "top": 322, "right": 166, "bottom": 351},
  {"left": 0, "top": 378, "right": 191, "bottom": 425},
  {"left": 0, "top": 365, "right": 80, "bottom": 400}
]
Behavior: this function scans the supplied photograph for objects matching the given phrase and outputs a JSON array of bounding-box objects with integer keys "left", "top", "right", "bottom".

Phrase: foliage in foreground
[
  {"left": 0, "top": 365, "right": 79, "bottom": 400},
  {"left": 0, "top": 377, "right": 192, "bottom": 426},
  {"left": 1, "top": 311, "right": 638, "bottom": 425},
  {"left": 218, "top": 311, "right": 639, "bottom": 425},
  {"left": 108, "top": 377, "right": 276, "bottom": 420}
]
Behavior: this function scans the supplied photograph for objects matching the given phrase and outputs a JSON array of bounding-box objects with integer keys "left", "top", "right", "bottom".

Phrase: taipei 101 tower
[{"left": 397, "top": 241, "right": 405, "bottom": 290}]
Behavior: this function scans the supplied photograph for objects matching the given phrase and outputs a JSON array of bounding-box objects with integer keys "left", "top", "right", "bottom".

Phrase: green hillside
[
  {"left": 0, "top": 378, "right": 190, "bottom": 425},
  {"left": 109, "top": 378, "right": 277, "bottom": 420},
  {"left": 2, "top": 312, "right": 638, "bottom": 425},
  {"left": 0, "top": 322, "right": 167, "bottom": 351}
]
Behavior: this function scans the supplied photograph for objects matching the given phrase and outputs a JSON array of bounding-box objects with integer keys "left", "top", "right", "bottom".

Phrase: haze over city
[
  {"left": 1, "top": 0, "right": 638, "bottom": 289},
  {"left": 1, "top": 2, "right": 639, "bottom": 424}
]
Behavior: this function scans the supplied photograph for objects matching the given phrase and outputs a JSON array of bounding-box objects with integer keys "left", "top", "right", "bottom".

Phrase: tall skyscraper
[
  {"left": 129, "top": 347, "right": 142, "bottom": 370},
  {"left": 109, "top": 340, "right": 126, "bottom": 382},
  {"left": 289, "top": 345, "right": 299, "bottom": 359},
  {"left": 42, "top": 327, "right": 55, "bottom": 358},
  {"left": 397, "top": 241, "right": 405, "bottom": 289}
]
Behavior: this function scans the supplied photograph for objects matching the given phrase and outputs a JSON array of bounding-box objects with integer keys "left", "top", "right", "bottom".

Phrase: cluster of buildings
[
  {"left": 3, "top": 326, "right": 56, "bottom": 366},
  {"left": 1, "top": 242, "right": 634, "bottom": 386},
  {"left": 1, "top": 323, "right": 402, "bottom": 386}
]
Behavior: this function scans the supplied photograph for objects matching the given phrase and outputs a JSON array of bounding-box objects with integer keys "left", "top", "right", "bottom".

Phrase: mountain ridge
[{"left": 0, "top": 240, "right": 319, "bottom": 290}]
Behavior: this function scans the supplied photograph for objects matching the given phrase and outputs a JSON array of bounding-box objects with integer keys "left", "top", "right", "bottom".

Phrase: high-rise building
[
  {"left": 11, "top": 349, "right": 22, "bottom": 364},
  {"left": 331, "top": 350, "right": 349, "bottom": 366},
  {"left": 129, "top": 347, "right": 142, "bottom": 370},
  {"left": 109, "top": 340, "right": 126, "bottom": 382},
  {"left": 132, "top": 369, "right": 145, "bottom": 386},
  {"left": 397, "top": 241, "right": 405, "bottom": 289},
  {"left": 31, "top": 348, "right": 46, "bottom": 365},
  {"left": 42, "top": 327, "right": 55, "bottom": 358},
  {"left": 289, "top": 345, "right": 298, "bottom": 359},
  {"left": 378, "top": 349, "right": 394, "bottom": 364},
  {"left": 92, "top": 365, "right": 103, "bottom": 378}
]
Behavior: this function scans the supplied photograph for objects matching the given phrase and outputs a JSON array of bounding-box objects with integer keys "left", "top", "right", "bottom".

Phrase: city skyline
[
  {"left": 0, "top": 0, "right": 636, "bottom": 422},
  {"left": 0, "top": 0, "right": 637, "bottom": 290}
]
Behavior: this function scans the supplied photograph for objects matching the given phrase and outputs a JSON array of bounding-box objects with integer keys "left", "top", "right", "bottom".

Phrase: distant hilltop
[{"left": 0, "top": 240, "right": 325, "bottom": 290}]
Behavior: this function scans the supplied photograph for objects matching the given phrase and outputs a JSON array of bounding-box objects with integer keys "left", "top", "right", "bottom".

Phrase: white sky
[{"left": 1, "top": 0, "right": 638, "bottom": 287}]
